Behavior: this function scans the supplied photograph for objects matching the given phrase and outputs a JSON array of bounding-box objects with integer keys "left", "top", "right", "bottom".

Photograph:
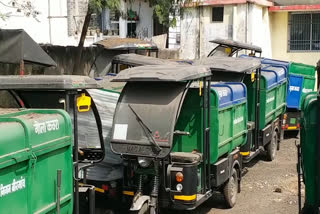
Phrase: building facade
[
  {"left": 269, "top": 0, "right": 320, "bottom": 65},
  {"left": 176, "top": 0, "right": 274, "bottom": 59},
  {"left": 1, "top": 0, "right": 319, "bottom": 66},
  {"left": 0, "top": 0, "right": 156, "bottom": 46}
]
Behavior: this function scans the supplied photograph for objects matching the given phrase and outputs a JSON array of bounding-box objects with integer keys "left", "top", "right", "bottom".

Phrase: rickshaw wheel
[
  {"left": 266, "top": 131, "right": 278, "bottom": 161},
  {"left": 130, "top": 202, "right": 149, "bottom": 214},
  {"left": 223, "top": 168, "right": 238, "bottom": 208}
]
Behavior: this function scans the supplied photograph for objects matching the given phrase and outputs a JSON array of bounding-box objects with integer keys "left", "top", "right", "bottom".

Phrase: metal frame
[
  {"left": 316, "top": 94, "right": 320, "bottom": 209},
  {"left": 201, "top": 77, "right": 212, "bottom": 193},
  {"left": 66, "top": 91, "right": 105, "bottom": 214},
  {"left": 254, "top": 68, "right": 261, "bottom": 149}
]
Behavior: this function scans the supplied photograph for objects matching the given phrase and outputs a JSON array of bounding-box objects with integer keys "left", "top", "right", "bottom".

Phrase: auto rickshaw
[
  {"left": 207, "top": 38, "right": 262, "bottom": 57},
  {"left": 0, "top": 75, "right": 106, "bottom": 214},
  {"left": 0, "top": 29, "right": 110, "bottom": 214},
  {"left": 110, "top": 59, "right": 262, "bottom": 213}
]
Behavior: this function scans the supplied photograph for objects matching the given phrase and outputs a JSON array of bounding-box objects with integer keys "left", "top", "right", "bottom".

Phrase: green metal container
[
  {"left": 0, "top": 109, "right": 73, "bottom": 214},
  {"left": 300, "top": 92, "right": 318, "bottom": 210},
  {"left": 290, "top": 62, "right": 316, "bottom": 77},
  {"left": 172, "top": 83, "right": 247, "bottom": 164},
  {"left": 245, "top": 66, "right": 287, "bottom": 129},
  {"left": 289, "top": 62, "right": 316, "bottom": 109}
]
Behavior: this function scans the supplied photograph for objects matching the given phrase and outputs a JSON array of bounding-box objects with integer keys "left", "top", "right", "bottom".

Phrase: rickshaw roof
[
  {"left": 210, "top": 39, "right": 262, "bottom": 53},
  {"left": 0, "top": 75, "right": 101, "bottom": 90},
  {"left": 193, "top": 57, "right": 261, "bottom": 74},
  {"left": 112, "top": 54, "right": 181, "bottom": 66},
  {"left": 111, "top": 65, "right": 211, "bottom": 82}
]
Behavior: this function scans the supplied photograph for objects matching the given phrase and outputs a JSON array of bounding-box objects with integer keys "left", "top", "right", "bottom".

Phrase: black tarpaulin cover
[{"left": 0, "top": 29, "right": 57, "bottom": 67}]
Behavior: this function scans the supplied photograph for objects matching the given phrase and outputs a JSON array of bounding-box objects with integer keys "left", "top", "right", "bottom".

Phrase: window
[
  {"left": 212, "top": 7, "right": 224, "bottom": 22},
  {"left": 289, "top": 13, "right": 320, "bottom": 51}
]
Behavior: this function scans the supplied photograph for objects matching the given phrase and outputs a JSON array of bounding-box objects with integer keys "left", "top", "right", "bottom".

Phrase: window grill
[
  {"left": 289, "top": 12, "right": 320, "bottom": 51},
  {"left": 212, "top": 7, "right": 224, "bottom": 22}
]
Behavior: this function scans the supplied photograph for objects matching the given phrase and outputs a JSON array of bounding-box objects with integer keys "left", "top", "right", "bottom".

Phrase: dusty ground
[
  {"left": 183, "top": 137, "right": 303, "bottom": 214},
  {"left": 104, "top": 137, "right": 302, "bottom": 214}
]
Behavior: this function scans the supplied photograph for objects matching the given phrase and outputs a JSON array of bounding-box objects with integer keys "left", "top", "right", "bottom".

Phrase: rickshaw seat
[{"left": 170, "top": 152, "right": 202, "bottom": 163}]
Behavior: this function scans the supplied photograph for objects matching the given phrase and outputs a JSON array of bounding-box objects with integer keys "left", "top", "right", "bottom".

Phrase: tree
[
  {"left": 154, "top": 0, "right": 179, "bottom": 27},
  {"left": 73, "top": 0, "right": 185, "bottom": 75},
  {"left": 73, "top": 0, "right": 120, "bottom": 75},
  {"left": 0, "top": 0, "right": 40, "bottom": 21}
]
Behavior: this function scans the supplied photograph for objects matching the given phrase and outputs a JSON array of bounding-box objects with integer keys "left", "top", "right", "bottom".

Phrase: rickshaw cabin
[{"left": 0, "top": 75, "right": 105, "bottom": 214}]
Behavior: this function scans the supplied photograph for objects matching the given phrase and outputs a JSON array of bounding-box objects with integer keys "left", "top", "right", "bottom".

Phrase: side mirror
[
  {"left": 77, "top": 93, "right": 91, "bottom": 112},
  {"left": 59, "top": 98, "right": 66, "bottom": 110},
  {"left": 225, "top": 47, "right": 232, "bottom": 55}
]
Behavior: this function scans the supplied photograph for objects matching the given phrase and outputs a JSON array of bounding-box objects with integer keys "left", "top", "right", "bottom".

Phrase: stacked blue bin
[
  {"left": 240, "top": 55, "right": 302, "bottom": 110},
  {"left": 211, "top": 82, "right": 247, "bottom": 108}
]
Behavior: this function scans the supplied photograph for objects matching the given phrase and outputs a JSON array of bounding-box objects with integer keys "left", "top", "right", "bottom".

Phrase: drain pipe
[
  {"left": 198, "top": 6, "right": 201, "bottom": 59},
  {"left": 48, "top": 0, "right": 52, "bottom": 44},
  {"left": 245, "top": 2, "right": 248, "bottom": 54}
]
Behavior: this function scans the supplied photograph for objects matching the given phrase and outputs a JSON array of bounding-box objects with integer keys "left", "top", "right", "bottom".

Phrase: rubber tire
[
  {"left": 130, "top": 202, "right": 149, "bottom": 214},
  {"left": 223, "top": 168, "right": 238, "bottom": 208},
  {"left": 266, "top": 131, "right": 278, "bottom": 161}
]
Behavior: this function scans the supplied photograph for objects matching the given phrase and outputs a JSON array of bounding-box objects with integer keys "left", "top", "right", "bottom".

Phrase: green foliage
[
  {"left": 88, "top": 0, "right": 188, "bottom": 28},
  {"left": 88, "top": 0, "right": 120, "bottom": 13},
  {"left": 154, "top": 0, "right": 177, "bottom": 27},
  {"left": 105, "top": 0, "right": 121, "bottom": 10}
]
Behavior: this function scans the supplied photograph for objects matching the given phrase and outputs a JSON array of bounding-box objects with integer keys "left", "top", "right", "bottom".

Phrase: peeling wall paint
[{"left": 179, "top": 3, "right": 273, "bottom": 59}]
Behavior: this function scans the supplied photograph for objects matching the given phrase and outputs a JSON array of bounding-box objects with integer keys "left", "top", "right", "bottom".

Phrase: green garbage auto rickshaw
[{"left": 110, "top": 58, "right": 263, "bottom": 213}]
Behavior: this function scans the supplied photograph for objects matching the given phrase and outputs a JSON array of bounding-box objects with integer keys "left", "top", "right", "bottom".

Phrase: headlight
[
  {"left": 137, "top": 157, "right": 152, "bottom": 168},
  {"left": 176, "top": 183, "right": 183, "bottom": 191}
]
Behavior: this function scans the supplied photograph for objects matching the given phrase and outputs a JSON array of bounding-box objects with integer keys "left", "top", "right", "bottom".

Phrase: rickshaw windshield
[{"left": 111, "top": 81, "right": 187, "bottom": 158}]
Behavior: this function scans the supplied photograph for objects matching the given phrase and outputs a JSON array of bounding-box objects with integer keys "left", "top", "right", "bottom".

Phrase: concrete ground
[{"left": 180, "top": 137, "right": 302, "bottom": 214}]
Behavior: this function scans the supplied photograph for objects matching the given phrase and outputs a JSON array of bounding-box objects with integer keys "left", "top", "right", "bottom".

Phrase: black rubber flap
[
  {"left": 112, "top": 54, "right": 181, "bottom": 66},
  {"left": 194, "top": 56, "right": 261, "bottom": 82},
  {"left": 0, "top": 29, "right": 57, "bottom": 67},
  {"left": 111, "top": 81, "right": 187, "bottom": 158},
  {"left": 0, "top": 75, "right": 100, "bottom": 90},
  {"left": 112, "top": 65, "right": 211, "bottom": 82},
  {"left": 210, "top": 38, "right": 262, "bottom": 53}
]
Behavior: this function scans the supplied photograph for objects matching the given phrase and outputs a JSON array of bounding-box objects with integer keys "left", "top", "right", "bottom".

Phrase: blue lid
[
  {"left": 211, "top": 82, "right": 247, "bottom": 108},
  {"left": 261, "top": 65, "right": 287, "bottom": 89},
  {"left": 261, "top": 58, "right": 290, "bottom": 74},
  {"left": 287, "top": 74, "right": 303, "bottom": 109},
  {"left": 240, "top": 55, "right": 289, "bottom": 77}
]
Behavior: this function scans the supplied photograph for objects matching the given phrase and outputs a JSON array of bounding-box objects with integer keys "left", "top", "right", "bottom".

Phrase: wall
[
  {"left": 180, "top": 6, "right": 235, "bottom": 59},
  {"left": 233, "top": 4, "right": 247, "bottom": 42},
  {"left": 271, "top": 11, "right": 319, "bottom": 66},
  {"left": 179, "top": 3, "right": 273, "bottom": 59},
  {"left": 199, "top": 5, "right": 234, "bottom": 58},
  {"left": 180, "top": 8, "right": 200, "bottom": 59},
  {"left": 1, "top": 0, "right": 52, "bottom": 44},
  {"left": 248, "top": 4, "right": 272, "bottom": 57}
]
